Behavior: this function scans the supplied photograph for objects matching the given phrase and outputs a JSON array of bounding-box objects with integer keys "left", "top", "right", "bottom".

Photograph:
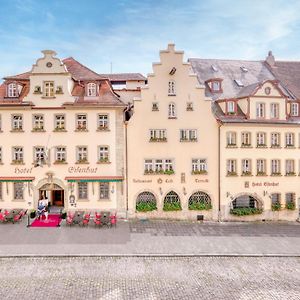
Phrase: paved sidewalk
[{"left": 0, "top": 219, "right": 299, "bottom": 256}]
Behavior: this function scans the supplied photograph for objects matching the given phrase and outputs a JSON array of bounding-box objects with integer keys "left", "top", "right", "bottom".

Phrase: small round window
[{"left": 265, "top": 87, "right": 271, "bottom": 95}]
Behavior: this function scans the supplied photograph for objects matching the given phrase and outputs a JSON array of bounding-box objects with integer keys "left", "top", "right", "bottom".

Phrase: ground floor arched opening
[
  {"left": 39, "top": 183, "right": 65, "bottom": 210},
  {"left": 136, "top": 191, "right": 157, "bottom": 212}
]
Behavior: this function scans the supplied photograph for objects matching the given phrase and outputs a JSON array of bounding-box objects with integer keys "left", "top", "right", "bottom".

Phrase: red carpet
[{"left": 30, "top": 214, "right": 61, "bottom": 227}]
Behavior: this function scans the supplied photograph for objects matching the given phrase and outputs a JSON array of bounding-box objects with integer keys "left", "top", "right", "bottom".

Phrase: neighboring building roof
[
  {"left": 4, "top": 72, "right": 30, "bottom": 80},
  {"left": 98, "top": 73, "right": 146, "bottom": 81}
]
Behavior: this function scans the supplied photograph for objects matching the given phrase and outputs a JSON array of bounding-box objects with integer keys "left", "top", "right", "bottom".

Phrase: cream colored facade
[
  {"left": 127, "top": 44, "right": 219, "bottom": 220},
  {"left": 0, "top": 51, "right": 126, "bottom": 214}
]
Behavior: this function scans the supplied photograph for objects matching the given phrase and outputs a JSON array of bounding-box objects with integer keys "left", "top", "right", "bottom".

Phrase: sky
[{"left": 1, "top": 0, "right": 300, "bottom": 78}]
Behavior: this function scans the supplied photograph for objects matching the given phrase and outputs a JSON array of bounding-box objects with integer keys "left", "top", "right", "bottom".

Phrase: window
[
  {"left": 256, "top": 103, "right": 265, "bottom": 118},
  {"left": 186, "top": 102, "right": 193, "bottom": 111},
  {"left": 180, "top": 129, "right": 197, "bottom": 142},
  {"left": 7, "top": 83, "right": 17, "bottom": 97},
  {"left": 54, "top": 114, "right": 65, "bottom": 131},
  {"left": 256, "top": 159, "right": 266, "bottom": 175},
  {"left": 285, "top": 160, "right": 295, "bottom": 175},
  {"left": 99, "top": 182, "right": 109, "bottom": 200},
  {"left": 270, "top": 103, "right": 279, "bottom": 119},
  {"left": 241, "top": 132, "right": 251, "bottom": 147},
  {"left": 212, "top": 81, "right": 221, "bottom": 92},
  {"left": 192, "top": 159, "right": 207, "bottom": 174},
  {"left": 14, "top": 182, "right": 24, "bottom": 200},
  {"left": 78, "top": 182, "right": 88, "bottom": 200},
  {"left": 98, "top": 114, "right": 109, "bottom": 130},
  {"left": 144, "top": 159, "right": 153, "bottom": 173},
  {"left": 0, "top": 182, "right": 2, "bottom": 200},
  {"left": 98, "top": 146, "right": 109, "bottom": 162},
  {"left": 242, "top": 159, "right": 251, "bottom": 175},
  {"left": 155, "top": 159, "right": 163, "bottom": 172},
  {"left": 150, "top": 129, "right": 167, "bottom": 142},
  {"left": 0, "top": 114, "right": 2, "bottom": 131},
  {"left": 227, "top": 159, "right": 237, "bottom": 175},
  {"left": 285, "top": 193, "right": 295, "bottom": 207},
  {"left": 12, "top": 147, "right": 23, "bottom": 164},
  {"left": 152, "top": 102, "right": 159, "bottom": 111},
  {"left": 227, "top": 101, "right": 235, "bottom": 113},
  {"left": 144, "top": 159, "right": 174, "bottom": 174},
  {"left": 76, "top": 146, "right": 88, "bottom": 163},
  {"left": 33, "top": 115, "right": 44, "bottom": 131},
  {"left": 168, "top": 102, "right": 176, "bottom": 118},
  {"left": 12, "top": 115, "right": 23, "bottom": 131},
  {"left": 163, "top": 191, "right": 181, "bottom": 210},
  {"left": 271, "top": 159, "right": 280, "bottom": 175},
  {"left": 168, "top": 81, "right": 176, "bottom": 95},
  {"left": 34, "top": 147, "right": 46, "bottom": 164},
  {"left": 271, "top": 133, "right": 280, "bottom": 147},
  {"left": 87, "top": 83, "right": 97, "bottom": 97},
  {"left": 285, "top": 133, "right": 294, "bottom": 147},
  {"left": 291, "top": 103, "right": 299, "bottom": 116},
  {"left": 226, "top": 132, "right": 237, "bottom": 146},
  {"left": 55, "top": 147, "right": 66, "bottom": 162},
  {"left": 76, "top": 114, "right": 87, "bottom": 130},
  {"left": 136, "top": 192, "right": 157, "bottom": 211},
  {"left": 256, "top": 132, "right": 266, "bottom": 147},
  {"left": 44, "top": 81, "right": 54, "bottom": 97},
  {"left": 271, "top": 193, "right": 281, "bottom": 205},
  {"left": 0, "top": 147, "right": 2, "bottom": 163}
]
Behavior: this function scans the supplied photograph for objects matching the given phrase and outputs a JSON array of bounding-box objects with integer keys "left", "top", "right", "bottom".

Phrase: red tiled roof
[
  {"left": 4, "top": 71, "right": 30, "bottom": 80},
  {"left": 98, "top": 73, "right": 146, "bottom": 81}
]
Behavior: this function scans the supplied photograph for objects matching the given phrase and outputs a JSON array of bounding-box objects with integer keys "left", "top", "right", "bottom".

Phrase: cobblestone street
[{"left": 0, "top": 256, "right": 299, "bottom": 300}]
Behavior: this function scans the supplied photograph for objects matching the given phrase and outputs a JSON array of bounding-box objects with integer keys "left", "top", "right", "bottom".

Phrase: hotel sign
[{"left": 245, "top": 181, "right": 279, "bottom": 188}]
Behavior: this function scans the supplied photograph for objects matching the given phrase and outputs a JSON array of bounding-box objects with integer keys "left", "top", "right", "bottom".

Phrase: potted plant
[
  {"left": 271, "top": 202, "right": 281, "bottom": 211},
  {"left": 30, "top": 209, "right": 36, "bottom": 219},
  {"left": 60, "top": 211, "right": 67, "bottom": 219},
  {"left": 286, "top": 201, "right": 296, "bottom": 210}
]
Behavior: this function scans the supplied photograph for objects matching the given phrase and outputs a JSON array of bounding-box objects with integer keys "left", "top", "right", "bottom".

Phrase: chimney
[{"left": 265, "top": 50, "right": 275, "bottom": 67}]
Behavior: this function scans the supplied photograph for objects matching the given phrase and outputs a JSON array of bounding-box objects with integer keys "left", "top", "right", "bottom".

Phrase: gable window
[
  {"left": 55, "top": 147, "right": 66, "bottom": 163},
  {"left": 87, "top": 83, "right": 97, "bottom": 97},
  {"left": 227, "top": 101, "right": 235, "bottom": 114},
  {"left": 241, "top": 132, "right": 251, "bottom": 147},
  {"left": 271, "top": 133, "right": 280, "bottom": 147},
  {"left": 256, "top": 103, "right": 265, "bottom": 118},
  {"left": 227, "top": 159, "right": 237, "bottom": 176},
  {"left": 12, "top": 147, "right": 23, "bottom": 164},
  {"left": 271, "top": 159, "right": 280, "bottom": 175},
  {"left": 291, "top": 103, "right": 299, "bottom": 117},
  {"left": 76, "top": 146, "right": 88, "bottom": 163},
  {"left": 33, "top": 115, "right": 44, "bottom": 131},
  {"left": 7, "top": 83, "right": 18, "bottom": 97},
  {"left": 192, "top": 159, "right": 207, "bottom": 174},
  {"left": 34, "top": 147, "right": 46, "bottom": 165},
  {"left": 13, "top": 182, "right": 24, "bottom": 200},
  {"left": 168, "top": 81, "right": 176, "bottom": 95},
  {"left": 212, "top": 81, "right": 221, "bottom": 92},
  {"left": 256, "top": 132, "right": 266, "bottom": 147},
  {"left": 12, "top": 115, "right": 23, "bottom": 131},
  {"left": 98, "top": 114, "right": 109, "bottom": 130},
  {"left": 285, "top": 133, "right": 294, "bottom": 147},
  {"left": 257, "top": 159, "right": 266, "bottom": 175},
  {"left": 76, "top": 114, "right": 87, "bottom": 130},
  {"left": 270, "top": 103, "right": 279, "bottom": 119},
  {"left": 78, "top": 182, "right": 88, "bottom": 200},
  {"left": 226, "top": 132, "right": 237, "bottom": 147},
  {"left": 43, "top": 81, "right": 54, "bottom": 97},
  {"left": 242, "top": 159, "right": 251, "bottom": 175},
  {"left": 150, "top": 129, "right": 167, "bottom": 142},
  {"left": 98, "top": 146, "right": 109, "bottom": 163},
  {"left": 168, "top": 102, "right": 176, "bottom": 118},
  {"left": 180, "top": 129, "right": 197, "bottom": 142},
  {"left": 54, "top": 114, "right": 65, "bottom": 131},
  {"left": 99, "top": 182, "right": 110, "bottom": 200}
]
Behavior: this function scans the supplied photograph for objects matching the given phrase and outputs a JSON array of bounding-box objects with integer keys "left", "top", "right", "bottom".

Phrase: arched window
[
  {"left": 188, "top": 191, "right": 212, "bottom": 210},
  {"left": 230, "top": 194, "right": 262, "bottom": 215},
  {"left": 87, "top": 83, "right": 97, "bottom": 97},
  {"left": 168, "top": 80, "right": 176, "bottom": 95},
  {"left": 163, "top": 191, "right": 181, "bottom": 211},
  {"left": 168, "top": 102, "right": 176, "bottom": 118},
  {"left": 136, "top": 191, "right": 157, "bottom": 212},
  {"left": 7, "top": 83, "right": 17, "bottom": 97}
]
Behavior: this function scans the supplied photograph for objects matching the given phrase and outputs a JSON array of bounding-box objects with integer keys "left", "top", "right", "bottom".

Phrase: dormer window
[
  {"left": 87, "top": 83, "right": 97, "bottom": 97},
  {"left": 227, "top": 101, "right": 235, "bottom": 114},
  {"left": 206, "top": 79, "right": 222, "bottom": 93},
  {"left": 291, "top": 103, "right": 299, "bottom": 117},
  {"left": 212, "top": 81, "right": 221, "bottom": 92},
  {"left": 168, "top": 81, "right": 176, "bottom": 96},
  {"left": 7, "top": 83, "right": 18, "bottom": 97}
]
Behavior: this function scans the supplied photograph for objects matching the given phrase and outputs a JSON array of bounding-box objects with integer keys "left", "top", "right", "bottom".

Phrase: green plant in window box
[
  {"left": 190, "top": 137, "right": 197, "bottom": 142},
  {"left": 54, "top": 159, "right": 66, "bottom": 164},
  {"left": 77, "top": 158, "right": 88, "bottom": 163},
  {"left": 144, "top": 169, "right": 154, "bottom": 175},
  {"left": 98, "top": 157, "right": 109, "bottom": 163},
  {"left": 54, "top": 126, "right": 65, "bottom": 131},
  {"left": 286, "top": 201, "right": 296, "bottom": 210},
  {"left": 228, "top": 112, "right": 236, "bottom": 115},
  {"left": 257, "top": 144, "right": 267, "bottom": 148},
  {"left": 180, "top": 138, "right": 188, "bottom": 142},
  {"left": 271, "top": 172, "right": 281, "bottom": 176},
  {"left": 33, "top": 86, "right": 42, "bottom": 94},
  {"left": 227, "top": 143, "right": 237, "bottom": 147},
  {"left": 241, "top": 143, "right": 251, "bottom": 147},
  {"left": 163, "top": 202, "right": 182, "bottom": 211},
  {"left": 227, "top": 171, "right": 237, "bottom": 176},
  {"left": 164, "top": 169, "right": 174, "bottom": 175},
  {"left": 271, "top": 202, "right": 281, "bottom": 211},
  {"left": 241, "top": 171, "right": 252, "bottom": 176},
  {"left": 32, "top": 127, "right": 44, "bottom": 132},
  {"left": 256, "top": 171, "right": 267, "bottom": 176},
  {"left": 192, "top": 170, "right": 207, "bottom": 175},
  {"left": 136, "top": 202, "right": 157, "bottom": 212},
  {"left": 98, "top": 125, "right": 108, "bottom": 131},
  {"left": 286, "top": 172, "right": 296, "bottom": 176},
  {"left": 12, "top": 159, "right": 23, "bottom": 164},
  {"left": 230, "top": 207, "right": 263, "bottom": 216},
  {"left": 189, "top": 202, "right": 212, "bottom": 210}
]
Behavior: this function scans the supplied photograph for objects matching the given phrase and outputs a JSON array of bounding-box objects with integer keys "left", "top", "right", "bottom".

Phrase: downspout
[
  {"left": 124, "top": 121, "right": 129, "bottom": 219},
  {"left": 217, "top": 120, "right": 222, "bottom": 222}
]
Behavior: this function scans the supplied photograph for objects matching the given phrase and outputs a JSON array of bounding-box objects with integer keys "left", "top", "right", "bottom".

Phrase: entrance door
[{"left": 52, "top": 190, "right": 64, "bottom": 206}]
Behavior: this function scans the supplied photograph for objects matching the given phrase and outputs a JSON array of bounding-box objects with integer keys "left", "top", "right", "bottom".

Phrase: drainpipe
[
  {"left": 124, "top": 121, "right": 129, "bottom": 219},
  {"left": 217, "top": 121, "right": 222, "bottom": 222}
]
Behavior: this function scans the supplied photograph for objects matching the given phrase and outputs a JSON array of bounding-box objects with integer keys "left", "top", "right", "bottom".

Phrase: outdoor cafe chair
[
  {"left": 110, "top": 212, "right": 117, "bottom": 227},
  {"left": 13, "top": 213, "right": 22, "bottom": 223},
  {"left": 94, "top": 212, "right": 102, "bottom": 227},
  {"left": 66, "top": 212, "right": 75, "bottom": 226},
  {"left": 82, "top": 213, "right": 90, "bottom": 226},
  {"left": 0, "top": 213, "right": 6, "bottom": 223}
]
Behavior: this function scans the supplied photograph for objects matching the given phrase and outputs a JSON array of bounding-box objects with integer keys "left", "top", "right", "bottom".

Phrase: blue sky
[{"left": 1, "top": 0, "right": 300, "bottom": 77}]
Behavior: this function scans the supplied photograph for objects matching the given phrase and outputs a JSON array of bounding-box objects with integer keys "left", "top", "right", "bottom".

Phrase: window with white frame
[
  {"left": 150, "top": 129, "right": 167, "bottom": 141},
  {"left": 55, "top": 147, "right": 66, "bottom": 162},
  {"left": 76, "top": 114, "right": 87, "bottom": 130},
  {"left": 168, "top": 81, "right": 176, "bottom": 95},
  {"left": 76, "top": 146, "right": 88, "bottom": 163},
  {"left": 155, "top": 159, "right": 163, "bottom": 172},
  {"left": 242, "top": 159, "right": 251, "bottom": 174},
  {"left": 226, "top": 132, "right": 237, "bottom": 146},
  {"left": 12, "top": 147, "right": 23, "bottom": 163},
  {"left": 165, "top": 159, "right": 173, "bottom": 171},
  {"left": 270, "top": 103, "right": 279, "bottom": 119},
  {"left": 98, "top": 114, "right": 109, "bottom": 130},
  {"left": 227, "top": 159, "right": 237, "bottom": 175},
  {"left": 98, "top": 146, "right": 109, "bottom": 162},
  {"left": 8, "top": 83, "right": 18, "bottom": 97},
  {"left": 192, "top": 159, "right": 207, "bottom": 174},
  {"left": 285, "top": 159, "right": 295, "bottom": 175},
  {"left": 144, "top": 159, "right": 174, "bottom": 174},
  {"left": 12, "top": 115, "right": 23, "bottom": 131},
  {"left": 34, "top": 147, "right": 46, "bottom": 164},
  {"left": 256, "top": 159, "right": 266, "bottom": 175},
  {"left": 78, "top": 182, "right": 88, "bottom": 200},
  {"left": 87, "top": 83, "right": 97, "bottom": 97},
  {"left": 168, "top": 102, "right": 176, "bottom": 118},
  {"left": 212, "top": 81, "right": 221, "bottom": 92},
  {"left": 54, "top": 114, "right": 65, "bottom": 130},
  {"left": 13, "top": 182, "right": 24, "bottom": 200},
  {"left": 180, "top": 129, "right": 197, "bottom": 142},
  {"left": 291, "top": 103, "right": 299, "bottom": 116},
  {"left": 285, "top": 133, "right": 294, "bottom": 147},
  {"left": 43, "top": 81, "right": 54, "bottom": 97},
  {"left": 256, "top": 103, "right": 265, "bottom": 118},
  {"left": 227, "top": 101, "right": 235, "bottom": 113},
  {"left": 271, "top": 159, "right": 280, "bottom": 175},
  {"left": 33, "top": 115, "right": 44, "bottom": 131},
  {"left": 256, "top": 132, "right": 266, "bottom": 147},
  {"left": 144, "top": 159, "right": 153, "bottom": 173},
  {"left": 271, "top": 133, "right": 280, "bottom": 147},
  {"left": 99, "top": 182, "right": 109, "bottom": 200},
  {"left": 241, "top": 132, "right": 251, "bottom": 146}
]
